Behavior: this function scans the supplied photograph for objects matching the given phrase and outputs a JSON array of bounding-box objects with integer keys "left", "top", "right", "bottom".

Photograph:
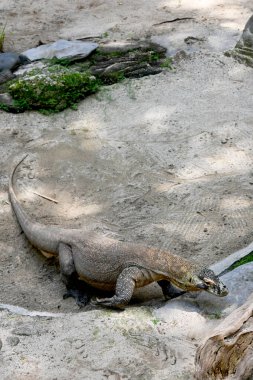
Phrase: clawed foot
[
  {"left": 164, "top": 290, "right": 186, "bottom": 301},
  {"left": 157, "top": 280, "right": 186, "bottom": 301},
  {"left": 94, "top": 297, "right": 126, "bottom": 310},
  {"left": 63, "top": 288, "right": 90, "bottom": 307}
]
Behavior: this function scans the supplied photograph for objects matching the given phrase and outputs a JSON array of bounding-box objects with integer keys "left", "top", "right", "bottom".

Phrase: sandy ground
[{"left": 0, "top": 0, "right": 253, "bottom": 379}]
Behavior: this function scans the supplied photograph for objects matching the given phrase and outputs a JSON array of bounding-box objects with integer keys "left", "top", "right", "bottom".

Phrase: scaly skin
[{"left": 9, "top": 156, "right": 228, "bottom": 309}]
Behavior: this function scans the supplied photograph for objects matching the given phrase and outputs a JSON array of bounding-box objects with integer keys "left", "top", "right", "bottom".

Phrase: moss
[
  {"left": 6, "top": 67, "right": 101, "bottom": 113},
  {"left": 47, "top": 57, "right": 73, "bottom": 67},
  {"left": 151, "top": 318, "right": 160, "bottom": 326},
  {"left": 225, "top": 47, "right": 253, "bottom": 68},
  {"left": 207, "top": 312, "right": 222, "bottom": 320},
  {"left": 101, "top": 71, "right": 126, "bottom": 84},
  {"left": 0, "top": 102, "right": 10, "bottom": 112},
  {"left": 90, "top": 47, "right": 166, "bottom": 65},
  {"left": 90, "top": 48, "right": 131, "bottom": 63},
  {"left": 0, "top": 23, "right": 7, "bottom": 52},
  {"left": 148, "top": 51, "right": 161, "bottom": 62},
  {"left": 160, "top": 57, "right": 173, "bottom": 69}
]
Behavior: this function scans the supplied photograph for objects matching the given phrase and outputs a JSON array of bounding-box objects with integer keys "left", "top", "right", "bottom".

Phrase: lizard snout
[
  {"left": 205, "top": 281, "right": 229, "bottom": 297},
  {"left": 218, "top": 283, "right": 229, "bottom": 297}
]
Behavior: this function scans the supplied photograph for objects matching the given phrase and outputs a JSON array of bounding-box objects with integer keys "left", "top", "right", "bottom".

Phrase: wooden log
[{"left": 195, "top": 293, "right": 253, "bottom": 380}]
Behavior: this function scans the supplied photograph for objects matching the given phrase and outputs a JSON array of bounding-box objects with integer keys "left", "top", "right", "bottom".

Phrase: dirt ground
[{"left": 0, "top": 1, "right": 253, "bottom": 379}]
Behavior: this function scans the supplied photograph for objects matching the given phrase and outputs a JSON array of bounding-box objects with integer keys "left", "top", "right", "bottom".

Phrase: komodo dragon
[{"left": 9, "top": 156, "right": 228, "bottom": 309}]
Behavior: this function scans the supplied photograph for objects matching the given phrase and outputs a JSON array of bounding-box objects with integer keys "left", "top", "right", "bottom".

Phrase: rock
[
  {"left": 0, "top": 338, "right": 2, "bottom": 351},
  {"left": 0, "top": 70, "right": 15, "bottom": 85},
  {"left": 0, "top": 93, "right": 15, "bottom": 107},
  {"left": 6, "top": 336, "right": 20, "bottom": 346},
  {"left": 236, "top": 15, "right": 253, "bottom": 49},
  {"left": 184, "top": 36, "right": 204, "bottom": 45},
  {"left": 22, "top": 39, "right": 98, "bottom": 62},
  {"left": 12, "top": 326, "right": 36, "bottom": 336},
  {"left": 0, "top": 52, "right": 30, "bottom": 84},
  {"left": 14, "top": 61, "right": 47, "bottom": 77},
  {"left": 225, "top": 15, "right": 253, "bottom": 67},
  {"left": 0, "top": 53, "right": 30, "bottom": 72},
  {"left": 98, "top": 40, "right": 166, "bottom": 55},
  {"left": 90, "top": 40, "right": 167, "bottom": 82}
]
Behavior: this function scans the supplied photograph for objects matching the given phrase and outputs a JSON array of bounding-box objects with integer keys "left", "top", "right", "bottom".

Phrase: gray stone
[
  {"left": 6, "top": 336, "right": 20, "bottom": 346},
  {"left": 0, "top": 52, "right": 30, "bottom": 84},
  {"left": 225, "top": 15, "right": 253, "bottom": 67},
  {"left": 22, "top": 39, "right": 98, "bottom": 62},
  {"left": 0, "top": 71, "right": 15, "bottom": 85},
  {"left": 0, "top": 93, "right": 15, "bottom": 107},
  {"left": 14, "top": 61, "right": 47, "bottom": 77},
  {"left": 0, "top": 338, "right": 2, "bottom": 351},
  {"left": 0, "top": 53, "right": 30, "bottom": 72},
  {"left": 99, "top": 40, "right": 166, "bottom": 55},
  {"left": 236, "top": 15, "right": 253, "bottom": 49},
  {"left": 12, "top": 326, "right": 36, "bottom": 336}
]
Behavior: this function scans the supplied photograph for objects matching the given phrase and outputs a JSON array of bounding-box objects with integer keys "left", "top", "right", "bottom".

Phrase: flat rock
[
  {"left": 12, "top": 325, "right": 38, "bottom": 336},
  {"left": 99, "top": 40, "right": 166, "bottom": 54},
  {"left": 0, "top": 53, "right": 30, "bottom": 72},
  {"left": 0, "top": 53, "right": 30, "bottom": 84},
  {"left": 6, "top": 336, "right": 20, "bottom": 346},
  {"left": 225, "top": 14, "right": 253, "bottom": 67},
  {"left": 236, "top": 14, "right": 253, "bottom": 49},
  {"left": 22, "top": 39, "right": 98, "bottom": 62}
]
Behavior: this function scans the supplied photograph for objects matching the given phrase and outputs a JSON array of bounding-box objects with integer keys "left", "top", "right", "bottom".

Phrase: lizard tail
[
  {"left": 9, "top": 154, "right": 32, "bottom": 227},
  {"left": 9, "top": 155, "right": 63, "bottom": 254},
  {"left": 9, "top": 154, "right": 29, "bottom": 191}
]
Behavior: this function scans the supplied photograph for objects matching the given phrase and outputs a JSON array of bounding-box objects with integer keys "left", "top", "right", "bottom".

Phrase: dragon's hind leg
[
  {"left": 158, "top": 280, "right": 186, "bottom": 300},
  {"left": 59, "top": 243, "right": 91, "bottom": 307}
]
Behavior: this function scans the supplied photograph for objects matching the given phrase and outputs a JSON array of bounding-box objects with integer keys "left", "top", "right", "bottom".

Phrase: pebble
[
  {"left": 6, "top": 336, "right": 20, "bottom": 346},
  {"left": 12, "top": 326, "right": 35, "bottom": 336}
]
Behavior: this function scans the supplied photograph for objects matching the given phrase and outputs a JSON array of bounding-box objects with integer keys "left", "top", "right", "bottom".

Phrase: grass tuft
[{"left": 0, "top": 23, "right": 7, "bottom": 52}]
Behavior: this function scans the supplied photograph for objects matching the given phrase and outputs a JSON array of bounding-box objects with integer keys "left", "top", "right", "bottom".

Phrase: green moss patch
[
  {"left": 4, "top": 66, "right": 100, "bottom": 113},
  {"left": 225, "top": 47, "right": 253, "bottom": 68}
]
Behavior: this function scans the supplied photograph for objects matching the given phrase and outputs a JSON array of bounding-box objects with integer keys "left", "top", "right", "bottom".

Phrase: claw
[
  {"left": 95, "top": 297, "right": 125, "bottom": 310},
  {"left": 63, "top": 289, "right": 90, "bottom": 307}
]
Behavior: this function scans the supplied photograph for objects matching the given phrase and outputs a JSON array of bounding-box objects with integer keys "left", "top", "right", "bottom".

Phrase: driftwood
[{"left": 195, "top": 293, "right": 253, "bottom": 380}]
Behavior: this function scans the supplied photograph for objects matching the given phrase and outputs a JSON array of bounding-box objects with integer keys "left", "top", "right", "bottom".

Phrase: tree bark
[{"left": 195, "top": 293, "right": 253, "bottom": 380}]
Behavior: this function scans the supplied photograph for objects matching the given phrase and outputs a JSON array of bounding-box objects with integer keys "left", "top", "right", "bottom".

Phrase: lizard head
[{"left": 186, "top": 268, "right": 228, "bottom": 297}]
